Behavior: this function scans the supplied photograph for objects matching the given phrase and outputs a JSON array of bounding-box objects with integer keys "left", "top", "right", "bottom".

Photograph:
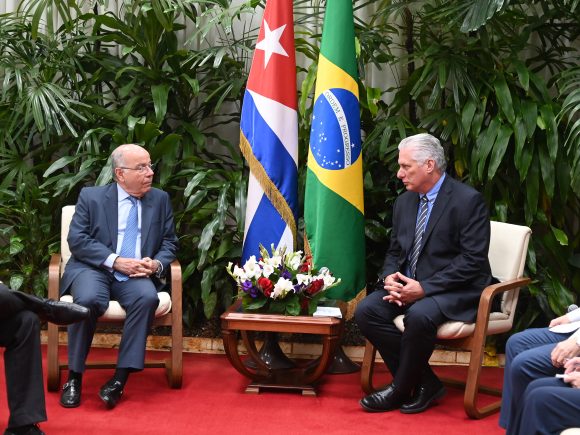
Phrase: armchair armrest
[
  {"left": 48, "top": 253, "right": 62, "bottom": 300},
  {"left": 473, "top": 276, "right": 531, "bottom": 337}
]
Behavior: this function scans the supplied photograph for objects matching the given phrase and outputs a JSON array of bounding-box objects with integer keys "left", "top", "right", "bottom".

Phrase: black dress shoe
[
  {"left": 400, "top": 379, "right": 446, "bottom": 414},
  {"left": 39, "top": 299, "right": 89, "bottom": 325},
  {"left": 359, "top": 384, "right": 409, "bottom": 412},
  {"left": 99, "top": 380, "right": 124, "bottom": 409},
  {"left": 60, "top": 379, "right": 82, "bottom": 408},
  {"left": 3, "top": 424, "right": 45, "bottom": 435}
]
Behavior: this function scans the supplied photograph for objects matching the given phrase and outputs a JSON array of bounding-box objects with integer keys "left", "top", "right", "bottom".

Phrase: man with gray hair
[
  {"left": 356, "top": 133, "right": 493, "bottom": 413},
  {"left": 59, "top": 144, "right": 178, "bottom": 410}
]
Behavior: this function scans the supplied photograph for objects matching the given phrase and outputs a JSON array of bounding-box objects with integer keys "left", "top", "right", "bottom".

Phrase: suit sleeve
[
  {"left": 377, "top": 197, "right": 403, "bottom": 282},
  {"left": 67, "top": 188, "right": 116, "bottom": 267},
  {"left": 420, "top": 191, "right": 490, "bottom": 296},
  {"left": 151, "top": 191, "right": 178, "bottom": 274}
]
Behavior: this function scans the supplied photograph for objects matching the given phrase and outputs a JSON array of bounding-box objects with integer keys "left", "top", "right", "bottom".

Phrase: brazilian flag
[{"left": 304, "top": 0, "right": 365, "bottom": 302}]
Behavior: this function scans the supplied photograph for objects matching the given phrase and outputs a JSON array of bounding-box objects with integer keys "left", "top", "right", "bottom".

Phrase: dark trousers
[
  {"left": 66, "top": 269, "right": 159, "bottom": 373},
  {"left": 355, "top": 289, "right": 447, "bottom": 394},
  {"left": 0, "top": 287, "right": 47, "bottom": 428},
  {"left": 499, "top": 327, "right": 572, "bottom": 432},
  {"left": 509, "top": 377, "right": 580, "bottom": 435}
]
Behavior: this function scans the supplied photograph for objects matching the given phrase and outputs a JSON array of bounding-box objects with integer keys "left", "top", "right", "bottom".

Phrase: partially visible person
[
  {"left": 505, "top": 356, "right": 580, "bottom": 434},
  {"left": 500, "top": 307, "right": 580, "bottom": 433},
  {"left": 0, "top": 282, "right": 89, "bottom": 435},
  {"left": 355, "top": 133, "right": 493, "bottom": 413},
  {"left": 59, "top": 144, "right": 178, "bottom": 410}
]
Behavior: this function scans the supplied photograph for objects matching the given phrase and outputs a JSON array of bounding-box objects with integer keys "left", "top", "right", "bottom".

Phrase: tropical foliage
[{"left": 0, "top": 0, "right": 578, "bottom": 334}]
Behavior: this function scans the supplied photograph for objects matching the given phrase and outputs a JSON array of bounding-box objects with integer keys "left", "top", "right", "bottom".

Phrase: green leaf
[
  {"left": 9, "top": 275, "right": 24, "bottom": 291},
  {"left": 203, "top": 292, "right": 217, "bottom": 319},
  {"left": 488, "top": 124, "right": 512, "bottom": 179},
  {"left": 539, "top": 104, "right": 558, "bottom": 162},
  {"left": 550, "top": 225, "right": 569, "bottom": 246},
  {"left": 525, "top": 158, "right": 540, "bottom": 217},
  {"left": 538, "top": 144, "right": 555, "bottom": 198},
  {"left": 201, "top": 265, "right": 219, "bottom": 299},
  {"left": 475, "top": 118, "right": 500, "bottom": 180},
  {"left": 513, "top": 60, "right": 530, "bottom": 91},
  {"left": 461, "top": 98, "right": 477, "bottom": 141},
  {"left": 521, "top": 100, "right": 537, "bottom": 138},
  {"left": 151, "top": 84, "right": 170, "bottom": 124},
  {"left": 494, "top": 74, "right": 515, "bottom": 123},
  {"left": 43, "top": 155, "right": 81, "bottom": 178}
]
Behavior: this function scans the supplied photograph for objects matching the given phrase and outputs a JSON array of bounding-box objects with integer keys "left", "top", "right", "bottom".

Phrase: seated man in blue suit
[
  {"left": 505, "top": 355, "right": 580, "bottom": 435},
  {"left": 59, "top": 144, "right": 178, "bottom": 410},
  {"left": 1, "top": 283, "right": 88, "bottom": 435},
  {"left": 500, "top": 306, "right": 580, "bottom": 434},
  {"left": 356, "top": 133, "right": 494, "bottom": 413}
]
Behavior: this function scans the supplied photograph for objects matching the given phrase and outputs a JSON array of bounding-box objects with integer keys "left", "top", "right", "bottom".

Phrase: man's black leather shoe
[
  {"left": 359, "top": 384, "right": 409, "bottom": 412},
  {"left": 99, "top": 380, "right": 124, "bottom": 409},
  {"left": 400, "top": 379, "right": 446, "bottom": 414},
  {"left": 3, "top": 424, "right": 45, "bottom": 435},
  {"left": 39, "top": 299, "right": 89, "bottom": 326},
  {"left": 60, "top": 379, "right": 82, "bottom": 408}
]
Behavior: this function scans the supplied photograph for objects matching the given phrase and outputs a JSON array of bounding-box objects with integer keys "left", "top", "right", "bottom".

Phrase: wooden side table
[{"left": 220, "top": 300, "right": 344, "bottom": 396}]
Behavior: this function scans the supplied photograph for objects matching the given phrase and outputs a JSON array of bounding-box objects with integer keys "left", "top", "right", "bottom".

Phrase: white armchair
[{"left": 46, "top": 206, "right": 183, "bottom": 390}]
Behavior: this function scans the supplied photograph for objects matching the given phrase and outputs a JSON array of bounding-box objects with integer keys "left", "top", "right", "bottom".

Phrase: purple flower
[
  {"left": 281, "top": 269, "right": 292, "bottom": 280},
  {"left": 242, "top": 280, "right": 253, "bottom": 292},
  {"left": 294, "top": 284, "right": 304, "bottom": 294}
]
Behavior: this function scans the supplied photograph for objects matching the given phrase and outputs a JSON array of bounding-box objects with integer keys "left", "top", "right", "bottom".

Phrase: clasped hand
[
  {"left": 113, "top": 256, "right": 158, "bottom": 278},
  {"left": 382, "top": 272, "right": 425, "bottom": 306},
  {"left": 549, "top": 313, "right": 580, "bottom": 368}
]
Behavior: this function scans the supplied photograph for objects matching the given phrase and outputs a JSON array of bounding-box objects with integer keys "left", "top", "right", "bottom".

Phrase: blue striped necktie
[
  {"left": 408, "top": 195, "right": 429, "bottom": 279},
  {"left": 114, "top": 196, "right": 139, "bottom": 282}
]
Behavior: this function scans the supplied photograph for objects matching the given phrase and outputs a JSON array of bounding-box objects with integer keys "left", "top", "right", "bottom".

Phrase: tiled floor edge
[{"left": 40, "top": 331, "right": 505, "bottom": 367}]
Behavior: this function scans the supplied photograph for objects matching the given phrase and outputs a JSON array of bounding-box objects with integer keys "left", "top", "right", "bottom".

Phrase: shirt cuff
[
  {"left": 103, "top": 254, "right": 118, "bottom": 271},
  {"left": 568, "top": 308, "right": 580, "bottom": 323}
]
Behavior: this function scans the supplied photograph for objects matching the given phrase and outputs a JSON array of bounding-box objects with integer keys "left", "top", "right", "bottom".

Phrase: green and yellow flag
[{"left": 304, "top": 0, "right": 365, "bottom": 304}]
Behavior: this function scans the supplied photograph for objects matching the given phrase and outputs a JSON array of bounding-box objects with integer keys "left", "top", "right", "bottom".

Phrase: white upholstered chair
[
  {"left": 46, "top": 205, "right": 183, "bottom": 390},
  {"left": 361, "top": 221, "right": 532, "bottom": 419}
]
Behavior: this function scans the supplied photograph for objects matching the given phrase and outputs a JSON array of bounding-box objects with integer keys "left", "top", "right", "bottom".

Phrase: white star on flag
[{"left": 255, "top": 20, "right": 288, "bottom": 68}]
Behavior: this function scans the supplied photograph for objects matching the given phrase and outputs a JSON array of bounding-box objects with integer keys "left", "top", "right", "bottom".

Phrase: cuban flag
[{"left": 239, "top": 0, "right": 298, "bottom": 262}]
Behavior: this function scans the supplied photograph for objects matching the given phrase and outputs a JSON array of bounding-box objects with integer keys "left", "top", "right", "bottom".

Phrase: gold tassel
[{"left": 240, "top": 132, "right": 297, "bottom": 247}]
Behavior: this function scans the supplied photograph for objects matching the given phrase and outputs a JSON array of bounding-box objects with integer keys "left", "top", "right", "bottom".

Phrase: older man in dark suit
[
  {"left": 355, "top": 133, "right": 493, "bottom": 413},
  {"left": 59, "top": 144, "right": 178, "bottom": 410}
]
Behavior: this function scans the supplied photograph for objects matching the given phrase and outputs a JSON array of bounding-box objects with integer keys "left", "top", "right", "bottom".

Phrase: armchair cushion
[{"left": 60, "top": 292, "right": 172, "bottom": 321}]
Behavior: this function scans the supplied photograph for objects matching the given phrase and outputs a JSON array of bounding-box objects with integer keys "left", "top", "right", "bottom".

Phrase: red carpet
[{"left": 0, "top": 347, "right": 504, "bottom": 434}]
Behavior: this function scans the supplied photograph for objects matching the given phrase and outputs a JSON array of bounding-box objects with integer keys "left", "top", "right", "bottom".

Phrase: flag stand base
[
  {"left": 244, "top": 332, "right": 296, "bottom": 370},
  {"left": 326, "top": 345, "right": 360, "bottom": 374}
]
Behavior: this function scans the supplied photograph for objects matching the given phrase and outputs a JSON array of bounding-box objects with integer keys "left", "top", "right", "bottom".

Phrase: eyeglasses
[{"left": 118, "top": 163, "right": 155, "bottom": 173}]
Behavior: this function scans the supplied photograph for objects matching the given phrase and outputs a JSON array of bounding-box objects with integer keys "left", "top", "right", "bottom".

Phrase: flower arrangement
[{"left": 226, "top": 244, "right": 341, "bottom": 316}]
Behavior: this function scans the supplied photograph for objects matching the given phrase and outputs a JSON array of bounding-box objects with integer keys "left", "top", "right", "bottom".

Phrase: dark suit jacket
[
  {"left": 60, "top": 183, "right": 178, "bottom": 295},
  {"left": 379, "top": 175, "right": 492, "bottom": 322}
]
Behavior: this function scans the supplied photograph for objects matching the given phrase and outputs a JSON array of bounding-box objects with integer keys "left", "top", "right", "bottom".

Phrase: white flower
[
  {"left": 232, "top": 265, "right": 247, "bottom": 281},
  {"left": 263, "top": 255, "right": 282, "bottom": 268},
  {"left": 322, "top": 274, "right": 337, "bottom": 287},
  {"left": 243, "top": 256, "right": 262, "bottom": 279},
  {"left": 261, "top": 263, "right": 275, "bottom": 278},
  {"left": 296, "top": 274, "right": 311, "bottom": 285},
  {"left": 285, "top": 250, "right": 303, "bottom": 270},
  {"left": 271, "top": 277, "right": 294, "bottom": 299}
]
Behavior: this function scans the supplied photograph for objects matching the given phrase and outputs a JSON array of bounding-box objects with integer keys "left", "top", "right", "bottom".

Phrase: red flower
[
  {"left": 258, "top": 277, "right": 274, "bottom": 297},
  {"left": 299, "top": 255, "right": 312, "bottom": 272},
  {"left": 306, "top": 279, "right": 324, "bottom": 295}
]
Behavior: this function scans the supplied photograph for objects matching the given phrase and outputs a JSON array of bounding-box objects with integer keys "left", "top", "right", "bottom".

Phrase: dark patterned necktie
[
  {"left": 114, "top": 196, "right": 138, "bottom": 282},
  {"left": 408, "top": 195, "right": 429, "bottom": 279}
]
